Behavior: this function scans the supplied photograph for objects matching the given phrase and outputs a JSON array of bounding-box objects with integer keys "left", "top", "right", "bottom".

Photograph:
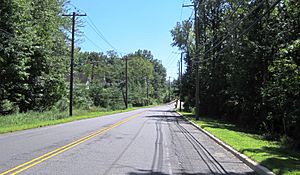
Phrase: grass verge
[
  {"left": 0, "top": 107, "right": 145, "bottom": 134},
  {"left": 179, "top": 112, "right": 300, "bottom": 175}
]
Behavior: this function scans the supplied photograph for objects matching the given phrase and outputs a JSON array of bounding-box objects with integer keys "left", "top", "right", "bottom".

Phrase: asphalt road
[{"left": 0, "top": 104, "right": 256, "bottom": 175}]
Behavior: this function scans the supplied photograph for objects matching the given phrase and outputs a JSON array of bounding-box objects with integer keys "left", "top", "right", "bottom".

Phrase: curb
[{"left": 176, "top": 112, "right": 276, "bottom": 175}]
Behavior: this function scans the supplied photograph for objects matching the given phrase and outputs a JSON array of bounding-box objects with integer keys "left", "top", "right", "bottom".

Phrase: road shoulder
[{"left": 177, "top": 111, "right": 275, "bottom": 175}]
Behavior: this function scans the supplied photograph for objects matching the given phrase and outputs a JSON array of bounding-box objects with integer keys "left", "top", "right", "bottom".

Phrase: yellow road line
[
  {"left": 1, "top": 127, "right": 110, "bottom": 175},
  {"left": 0, "top": 111, "right": 145, "bottom": 175}
]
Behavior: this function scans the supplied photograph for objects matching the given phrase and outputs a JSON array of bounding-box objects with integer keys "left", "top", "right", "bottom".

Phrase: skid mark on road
[
  {"left": 167, "top": 115, "right": 194, "bottom": 174},
  {"left": 163, "top": 112, "right": 173, "bottom": 175},
  {"left": 151, "top": 117, "right": 164, "bottom": 173},
  {"left": 171, "top": 112, "right": 228, "bottom": 175}
]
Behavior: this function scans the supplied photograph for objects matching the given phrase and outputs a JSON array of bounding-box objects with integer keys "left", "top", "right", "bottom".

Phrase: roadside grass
[
  {"left": 180, "top": 112, "right": 300, "bottom": 175},
  {"left": 0, "top": 107, "right": 143, "bottom": 134}
]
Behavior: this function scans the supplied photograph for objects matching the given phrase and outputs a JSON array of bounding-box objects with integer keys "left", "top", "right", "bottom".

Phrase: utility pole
[
  {"left": 146, "top": 77, "right": 149, "bottom": 106},
  {"left": 63, "top": 12, "right": 86, "bottom": 116},
  {"left": 125, "top": 56, "right": 128, "bottom": 109},
  {"left": 180, "top": 52, "right": 184, "bottom": 112},
  {"left": 177, "top": 60, "right": 180, "bottom": 103},
  {"left": 194, "top": 1, "right": 200, "bottom": 120},
  {"left": 169, "top": 76, "right": 171, "bottom": 102},
  {"left": 177, "top": 60, "right": 181, "bottom": 110},
  {"left": 183, "top": 1, "right": 200, "bottom": 120}
]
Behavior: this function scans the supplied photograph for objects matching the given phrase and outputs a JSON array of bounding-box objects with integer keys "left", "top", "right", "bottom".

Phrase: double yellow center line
[{"left": 0, "top": 111, "right": 145, "bottom": 175}]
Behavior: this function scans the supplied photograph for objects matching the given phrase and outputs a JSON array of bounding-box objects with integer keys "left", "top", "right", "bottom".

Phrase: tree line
[
  {"left": 0, "top": 0, "right": 168, "bottom": 115},
  {"left": 74, "top": 50, "right": 168, "bottom": 110},
  {"left": 171, "top": 0, "right": 299, "bottom": 148},
  {"left": 0, "top": 0, "right": 69, "bottom": 114}
]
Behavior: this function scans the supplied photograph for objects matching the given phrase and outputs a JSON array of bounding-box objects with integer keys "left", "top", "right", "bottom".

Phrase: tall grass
[{"left": 0, "top": 107, "right": 136, "bottom": 134}]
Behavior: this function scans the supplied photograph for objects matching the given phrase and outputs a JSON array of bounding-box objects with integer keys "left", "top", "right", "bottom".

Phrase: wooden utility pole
[
  {"left": 125, "top": 56, "right": 128, "bottom": 109},
  {"left": 63, "top": 12, "right": 86, "bottom": 116},
  {"left": 180, "top": 52, "right": 184, "bottom": 112},
  {"left": 146, "top": 77, "right": 149, "bottom": 106},
  {"left": 195, "top": 1, "right": 200, "bottom": 120},
  {"left": 183, "top": 1, "right": 200, "bottom": 119},
  {"left": 169, "top": 76, "right": 171, "bottom": 102}
]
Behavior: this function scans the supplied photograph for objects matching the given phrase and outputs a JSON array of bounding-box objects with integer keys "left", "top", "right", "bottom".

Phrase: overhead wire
[
  {"left": 0, "top": 29, "right": 13, "bottom": 37},
  {"left": 166, "top": 50, "right": 181, "bottom": 61},
  {"left": 66, "top": 2, "right": 119, "bottom": 53},
  {"left": 203, "top": 0, "right": 265, "bottom": 55},
  {"left": 203, "top": 0, "right": 246, "bottom": 46},
  {"left": 168, "top": 53, "right": 180, "bottom": 66},
  {"left": 180, "top": 0, "right": 186, "bottom": 21},
  {"left": 86, "top": 16, "right": 118, "bottom": 52},
  {"left": 83, "top": 34, "right": 103, "bottom": 51},
  {"left": 188, "top": 9, "right": 194, "bottom": 22},
  {"left": 166, "top": 4, "right": 194, "bottom": 73},
  {"left": 204, "top": 0, "right": 282, "bottom": 61},
  {"left": 165, "top": 52, "right": 176, "bottom": 63},
  {"left": 165, "top": 52, "right": 181, "bottom": 69}
]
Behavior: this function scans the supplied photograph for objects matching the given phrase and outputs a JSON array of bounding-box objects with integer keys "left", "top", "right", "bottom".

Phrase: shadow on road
[
  {"left": 241, "top": 147, "right": 300, "bottom": 174},
  {"left": 147, "top": 109, "right": 176, "bottom": 113},
  {"left": 140, "top": 113, "right": 257, "bottom": 175},
  {"left": 127, "top": 170, "right": 256, "bottom": 175},
  {"left": 180, "top": 114, "right": 300, "bottom": 175}
]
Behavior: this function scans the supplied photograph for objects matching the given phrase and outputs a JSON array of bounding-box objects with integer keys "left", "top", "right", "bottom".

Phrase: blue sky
[{"left": 69, "top": 0, "right": 193, "bottom": 79}]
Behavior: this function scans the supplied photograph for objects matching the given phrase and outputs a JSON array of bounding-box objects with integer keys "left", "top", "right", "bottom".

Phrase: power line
[
  {"left": 188, "top": 9, "right": 194, "bottom": 22},
  {"left": 168, "top": 53, "right": 180, "bottom": 66},
  {"left": 165, "top": 52, "right": 180, "bottom": 68},
  {"left": 164, "top": 51, "right": 178, "bottom": 66},
  {"left": 205, "top": 0, "right": 282, "bottom": 61},
  {"left": 204, "top": 0, "right": 265, "bottom": 55},
  {"left": 0, "top": 29, "right": 13, "bottom": 37},
  {"left": 179, "top": 0, "right": 186, "bottom": 21},
  {"left": 66, "top": 2, "right": 79, "bottom": 11},
  {"left": 66, "top": 2, "right": 119, "bottom": 52},
  {"left": 166, "top": 52, "right": 175, "bottom": 60},
  {"left": 240, "top": 0, "right": 281, "bottom": 37},
  {"left": 166, "top": 51, "right": 180, "bottom": 63},
  {"left": 204, "top": 0, "right": 245, "bottom": 46},
  {"left": 86, "top": 16, "right": 118, "bottom": 51},
  {"left": 84, "top": 34, "right": 103, "bottom": 51}
]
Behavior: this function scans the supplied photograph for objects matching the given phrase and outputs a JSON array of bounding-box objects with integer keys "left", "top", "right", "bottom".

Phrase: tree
[
  {"left": 0, "top": 0, "right": 69, "bottom": 114},
  {"left": 76, "top": 50, "right": 168, "bottom": 109},
  {"left": 171, "top": 0, "right": 300, "bottom": 147}
]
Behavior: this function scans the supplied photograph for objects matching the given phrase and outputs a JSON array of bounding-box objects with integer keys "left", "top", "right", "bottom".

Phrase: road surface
[{"left": 0, "top": 104, "right": 256, "bottom": 175}]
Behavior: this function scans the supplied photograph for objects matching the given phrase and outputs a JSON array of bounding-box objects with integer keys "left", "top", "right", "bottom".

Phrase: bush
[
  {"left": 261, "top": 45, "right": 300, "bottom": 145},
  {"left": 0, "top": 99, "right": 19, "bottom": 115},
  {"left": 54, "top": 97, "right": 69, "bottom": 112},
  {"left": 280, "top": 135, "right": 294, "bottom": 148}
]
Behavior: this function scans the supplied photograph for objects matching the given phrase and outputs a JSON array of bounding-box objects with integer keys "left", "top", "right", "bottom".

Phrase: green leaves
[
  {"left": 262, "top": 39, "right": 300, "bottom": 139},
  {"left": 172, "top": 0, "right": 300, "bottom": 147},
  {"left": 75, "top": 50, "right": 167, "bottom": 109},
  {"left": 0, "top": 0, "right": 69, "bottom": 114}
]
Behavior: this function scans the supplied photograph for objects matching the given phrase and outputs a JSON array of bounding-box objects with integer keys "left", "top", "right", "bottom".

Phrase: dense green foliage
[
  {"left": 0, "top": 107, "right": 142, "bottom": 134},
  {"left": 0, "top": 1, "right": 168, "bottom": 115},
  {"left": 75, "top": 50, "right": 168, "bottom": 109},
  {"left": 171, "top": 0, "right": 300, "bottom": 148},
  {"left": 0, "top": 0, "right": 69, "bottom": 114}
]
